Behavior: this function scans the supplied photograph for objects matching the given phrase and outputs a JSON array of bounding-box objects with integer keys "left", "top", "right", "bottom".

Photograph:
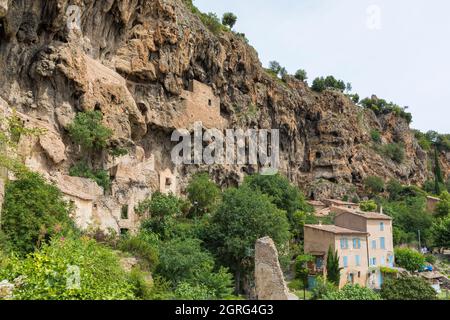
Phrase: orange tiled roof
[{"left": 305, "top": 224, "right": 368, "bottom": 235}]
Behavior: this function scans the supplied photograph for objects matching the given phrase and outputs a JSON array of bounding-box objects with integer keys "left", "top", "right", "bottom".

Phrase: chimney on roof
[
  {"left": 380, "top": 206, "right": 383, "bottom": 214},
  {"left": 319, "top": 221, "right": 322, "bottom": 226}
]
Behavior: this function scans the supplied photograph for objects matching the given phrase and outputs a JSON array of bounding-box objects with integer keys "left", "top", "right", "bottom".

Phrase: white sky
[{"left": 194, "top": 0, "right": 450, "bottom": 133}]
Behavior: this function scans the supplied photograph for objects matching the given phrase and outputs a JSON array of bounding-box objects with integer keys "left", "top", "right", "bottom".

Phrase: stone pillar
[{"left": 254, "top": 236, "right": 291, "bottom": 300}]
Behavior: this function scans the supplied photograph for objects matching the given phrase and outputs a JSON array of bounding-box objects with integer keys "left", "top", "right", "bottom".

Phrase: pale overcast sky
[{"left": 195, "top": 0, "right": 450, "bottom": 133}]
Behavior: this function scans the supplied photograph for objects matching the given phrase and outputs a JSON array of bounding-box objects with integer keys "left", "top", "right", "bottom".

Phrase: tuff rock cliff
[{"left": 0, "top": 0, "right": 448, "bottom": 232}]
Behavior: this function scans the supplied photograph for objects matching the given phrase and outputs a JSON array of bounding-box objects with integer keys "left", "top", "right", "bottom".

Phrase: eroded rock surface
[
  {"left": 0, "top": 0, "right": 447, "bottom": 232},
  {"left": 254, "top": 237, "right": 290, "bottom": 300}
]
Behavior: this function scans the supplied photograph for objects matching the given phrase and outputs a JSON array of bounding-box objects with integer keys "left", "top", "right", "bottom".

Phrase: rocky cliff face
[{"left": 0, "top": 0, "right": 447, "bottom": 231}]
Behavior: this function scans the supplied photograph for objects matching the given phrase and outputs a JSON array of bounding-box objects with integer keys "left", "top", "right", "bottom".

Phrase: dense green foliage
[
  {"left": 186, "top": 173, "right": 221, "bottom": 217},
  {"left": 294, "top": 69, "right": 308, "bottom": 82},
  {"left": 360, "top": 200, "right": 377, "bottom": 212},
  {"left": 205, "top": 185, "right": 290, "bottom": 292},
  {"left": 1, "top": 173, "right": 76, "bottom": 255},
  {"left": 67, "top": 111, "right": 112, "bottom": 151},
  {"left": 69, "top": 161, "right": 111, "bottom": 191},
  {"left": 243, "top": 173, "right": 312, "bottom": 236},
  {"left": 381, "top": 143, "right": 405, "bottom": 163},
  {"left": 326, "top": 247, "right": 342, "bottom": 286},
  {"left": 0, "top": 237, "right": 135, "bottom": 300},
  {"left": 370, "top": 129, "right": 381, "bottom": 143},
  {"left": 394, "top": 248, "right": 426, "bottom": 272},
  {"left": 322, "top": 284, "right": 381, "bottom": 300},
  {"left": 431, "top": 215, "right": 450, "bottom": 248},
  {"left": 222, "top": 12, "right": 237, "bottom": 29},
  {"left": 364, "top": 176, "right": 385, "bottom": 194},
  {"left": 360, "top": 96, "right": 412, "bottom": 124},
  {"left": 311, "top": 76, "right": 346, "bottom": 93},
  {"left": 380, "top": 276, "right": 437, "bottom": 300},
  {"left": 295, "top": 254, "right": 313, "bottom": 299},
  {"left": 267, "top": 61, "right": 288, "bottom": 79}
]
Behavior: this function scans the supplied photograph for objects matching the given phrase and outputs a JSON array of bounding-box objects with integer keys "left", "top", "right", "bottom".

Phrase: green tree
[
  {"left": 243, "top": 173, "right": 311, "bottom": 235},
  {"left": 0, "top": 237, "right": 135, "bottom": 300},
  {"left": 295, "top": 254, "right": 314, "bottom": 299},
  {"left": 326, "top": 247, "right": 342, "bottom": 286},
  {"left": 187, "top": 173, "right": 221, "bottom": 217},
  {"left": 435, "top": 191, "right": 450, "bottom": 217},
  {"left": 1, "top": 172, "right": 76, "bottom": 255},
  {"left": 139, "top": 192, "right": 183, "bottom": 239},
  {"left": 387, "top": 179, "right": 403, "bottom": 201},
  {"left": 431, "top": 215, "right": 450, "bottom": 248},
  {"left": 156, "top": 238, "right": 234, "bottom": 299},
  {"left": 222, "top": 12, "right": 237, "bottom": 29},
  {"left": 364, "top": 176, "right": 385, "bottom": 195},
  {"left": 380, "top": 276, "right": 437, "bottom": 300},
  {"left": 69, "top": 161, "right": 111, "bottom": 191},
  {"left": 323, "top": 284, "right": 381, "bottom": 300},
  {"left": 294, "top": 69, "right": 308, "bottom": 82},
  {"left": 67, "top": 110, "right": 112, "bottom": 151},
  {"left": 205, "top": 185, "right": 290, "bottom": 293},
  {"left": 394, "top": 248, "right": 425, "bottom": 272},
  {"left": 360, "top": 200, "right": 377, "bottom": 212}
]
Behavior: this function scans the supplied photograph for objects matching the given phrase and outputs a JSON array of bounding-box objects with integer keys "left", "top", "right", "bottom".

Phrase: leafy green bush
[
  {"left": 222, "top": 12, "right": 237, "bottom": 29},
  {"left": 187, "top": 173, "right": 221, "bottom": 217},
  {"left": 370, "top": 129, "right": 381, "bottom": 143},
  {"left": 311, "top": 76, "right": 346, "bottom": 93},
  {"left": 382, "top": 143, "right": 405, "bottom": 163},
  {"left": 381, "top": 276, "right": 437, "bottom": 300},
  {"left": 118, "top": 234, "right": 159, "bottom": 271},
  {"left": 361, "top": 96, "right": 412, "bottom": 124},
  {"left": 435, "top": 191, "right": 450, "bottom": 217},
  {"left": 323, "top": 284, "right": 381, "bottom": 300},
  {"left": 294, "top": 69, "right": 308, "bottom": 82},
  {"left": 310, "top": 276, "right": 337, "bottom": 300},
  {"left": 387, "top": 179, "right": 403, "bottom": 201},
  {"left": 0, "top": 237, "right": 135, "bottom": 300},
  {"left": 1, "top": 172, "right": 76, "bottom": 255},
  {"left": 394, "top": 248, "right": 426, "bottom": 272},
  {"left": 69, "top": 161, "right": 111, "bottom": 191},
  {"left": 431, "top": 215, "right": 450, "bottom": 248},
  {"left": 364, "top": 176, "right": 385, "bottom": 194},
  {"left": 67, "top": 110, "right": 112, "bottom": 151},
  {"left": 360, "top": 200, "right": 378, "bottom": 212}
]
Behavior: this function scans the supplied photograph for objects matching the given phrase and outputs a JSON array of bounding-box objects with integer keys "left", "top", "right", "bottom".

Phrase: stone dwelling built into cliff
[{"left": 304, "top": 206, "right": 394, "bottom": 289}]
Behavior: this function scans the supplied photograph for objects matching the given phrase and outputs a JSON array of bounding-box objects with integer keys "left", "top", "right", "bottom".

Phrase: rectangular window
[
  {"left": 355, "top": 255, "right": 361, "bottom": 266},
  {"left": 353, "top": 238, "right": 361, "bottom": 249},
  {"left": 340, "top": 238, "right": 348, "bottom": 249},
  {"left": 380, "top": 237, "right": 386, "bottom": 249},
  {"left": 372, "top": 240, "right": 377, "bottom": 249},
  {"left": 121, "top": 205, "right": 129, "bottom": 220},
  {"left": 343, "top": 256, "right": 348, "bottom": 268},
  {"left": 381, "top": 256, "right": 385, "bottom": 266},
  {"left": 380, "top": 222, "right": 385, "bottom": 231},
  {"left": 372, "top": 257, "right": 377, "bottom": 266}
]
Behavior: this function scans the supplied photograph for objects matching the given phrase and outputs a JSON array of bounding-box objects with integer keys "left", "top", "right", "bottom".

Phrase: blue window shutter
[
  {"left": 343, "top": 256, "right": 348, "bottom": 267},
  {"left": 380, "top": 222, "right": 384, "bottom": 231},
  {"left": 353, "top": 238, "right": 357, "bottom": 249},
  {"left": 380, "top": 237, "right": 385, "bottom": 249}
]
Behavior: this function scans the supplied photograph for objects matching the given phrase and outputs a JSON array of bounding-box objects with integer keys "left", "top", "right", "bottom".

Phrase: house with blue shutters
[{"left": 304, "top": 205, "right": 394, "bottom": 289}]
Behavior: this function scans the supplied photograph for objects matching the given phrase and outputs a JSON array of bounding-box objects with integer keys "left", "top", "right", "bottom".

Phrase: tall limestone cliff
[{"left": 0, "top": 0, "right": 448, "bottom": 232}]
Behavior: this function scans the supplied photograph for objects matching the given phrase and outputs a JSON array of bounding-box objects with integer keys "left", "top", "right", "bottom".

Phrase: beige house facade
[{"left": 304, "top": 205, "right": 395, "bottom": 289}]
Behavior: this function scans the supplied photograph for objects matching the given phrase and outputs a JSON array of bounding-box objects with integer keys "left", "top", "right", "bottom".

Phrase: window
[
  {"left": 372, "top": 240, "right": 377, "bottom": 249},
  {"left": 121, "top": 205, "right": 129, "bottom": 220},
  {"left": 340, "top": 238, "right": 349, "bottom": 249},
  {"left": 316, "top": 257, "right": 324, "bottom": 269},
  {"left": 208, "top": 99, "right": 212, "bottom": 106},
  {"left": 355, "top": 255, "right": 361, "bottom": 266},
  {"left": 380, "top": 222, "right": 385, "bottom": 231},
  {"left": 381, "top": 256, "right": 385, "bottom": 266},
  {"left": 380, "top": 237, "right": 386, "bottom": 249},
  {"left": 353, "top": 238, "right": 361, "bottom": 249},
  {"left": 371, "top": 257, "right": 377, "bottom": 266},
  {"left": 388, "top": 255, "right": 394, "bottom": 267},
  {"left": 120, "top": 228, "right": 129, "bottom": 236},
  {"left": 343, "top": 256, "right": 348, "bottom": 268}
]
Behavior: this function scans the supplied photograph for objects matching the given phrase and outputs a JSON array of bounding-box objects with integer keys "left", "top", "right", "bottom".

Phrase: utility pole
[{"left": 418, "top": 230, "right": 422, "bottom": 252}]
